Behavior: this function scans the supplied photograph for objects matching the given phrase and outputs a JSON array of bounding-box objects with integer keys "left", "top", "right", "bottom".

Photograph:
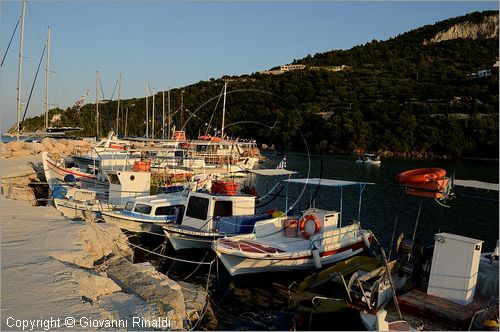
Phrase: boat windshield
[
  {"left": 214, "top": 201, "right": 233, "bottom": 217},
  {"left": 134, "top": 203, "right": 152, "bottom": 215},
  {"left": 125, "top": 201, "right": 134, "bottom": 211},
  {"left": 186, "top": 196, "right": 209, "bottom": 220},
  {"left": 155, "top": 205, "right": 183, "bottom": 216}
]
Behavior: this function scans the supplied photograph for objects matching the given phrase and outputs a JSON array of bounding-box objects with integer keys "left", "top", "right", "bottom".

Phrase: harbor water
[{"left": 158, "top": 151, "right": 499, "bottom": 330}]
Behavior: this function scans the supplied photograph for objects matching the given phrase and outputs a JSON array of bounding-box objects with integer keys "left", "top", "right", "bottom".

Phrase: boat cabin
[
  {"left": 121, "top": 194, "right": 186, "bottom": 223},
  {"left": 106, "top": 170, "right": 151, "bottom": 206},
  {"left": 181, "top": 192, "right": 256, "bottom": 231}
]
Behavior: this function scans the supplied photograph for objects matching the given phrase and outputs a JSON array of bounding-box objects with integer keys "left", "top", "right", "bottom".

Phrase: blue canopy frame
[{"left": 283, "top": 178, "right": 374, "bottom": 227}]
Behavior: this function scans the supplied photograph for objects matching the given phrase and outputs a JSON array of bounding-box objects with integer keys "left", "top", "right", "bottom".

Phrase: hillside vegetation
[{"left": 21, "top": 11, "right": 499, "bottom": 158}]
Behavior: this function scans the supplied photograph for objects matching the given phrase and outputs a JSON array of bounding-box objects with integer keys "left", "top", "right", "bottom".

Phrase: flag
[
  {"left": 72, "top": 90, "right": 89, "bottom": 113},
  {"left": 276, "top": 155, "right": 287, "bottom": 169}
]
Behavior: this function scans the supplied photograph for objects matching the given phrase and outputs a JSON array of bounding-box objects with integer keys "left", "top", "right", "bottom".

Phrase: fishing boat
[
  {"left": 71, "top": 131, "right": 140, "bottom": 170},
  {"left": 42, "top": 151, "right": 108, "bottom": 190},
  {"left": 162, "top": 168, "right": 295, "bottom": 251},
  {"left": 213, "top": 178, "right": 375, "bottom": 276},
  {"left": 275, "top": 255, "right": 405, "bottom": 330},
  {"left": 101, "top": 193, "right": 187, "bottom": 232},
  {"left": 356, "top": 153, "right": 381, "bottom": 165},
  {"left": 162, "top": 190, "right": 270, "bottom": 250},
  {"left": 52, "top": 169, "right": 151, "bottom": 220},
  {"left": 53, "top": 185, "right": 112, "bottom": 221}
]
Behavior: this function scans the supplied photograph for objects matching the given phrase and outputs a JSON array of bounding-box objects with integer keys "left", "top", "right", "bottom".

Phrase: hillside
[{"left": 21, "top": 11, "right": 499, "bottom": 158}]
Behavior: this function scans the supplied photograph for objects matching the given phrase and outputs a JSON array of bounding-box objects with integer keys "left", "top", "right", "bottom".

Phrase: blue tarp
[{"left": 215, "top": 213, "right": 273, "bottom": 235}]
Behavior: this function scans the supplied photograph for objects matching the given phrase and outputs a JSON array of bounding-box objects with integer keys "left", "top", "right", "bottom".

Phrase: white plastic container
[{"left": 427, "top": 233, "right": 483, "bottom": 305}]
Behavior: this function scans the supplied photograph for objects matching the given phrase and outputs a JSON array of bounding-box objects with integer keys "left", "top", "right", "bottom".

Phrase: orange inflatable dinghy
[{"left": 396, "top": 168, "right": 446, "bottom": 184}]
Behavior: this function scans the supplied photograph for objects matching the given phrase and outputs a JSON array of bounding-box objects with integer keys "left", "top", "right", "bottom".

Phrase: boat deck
[{"left": 398, "top": 289, "right": 492, "bottom": 327}]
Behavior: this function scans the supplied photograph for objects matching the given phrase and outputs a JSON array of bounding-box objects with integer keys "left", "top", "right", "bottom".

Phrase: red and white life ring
[{"left": 299, "top": 214, "right": 321, "bottom": 239}]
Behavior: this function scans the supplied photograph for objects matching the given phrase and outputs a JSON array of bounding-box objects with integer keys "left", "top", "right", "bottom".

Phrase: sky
[{"left": 1, "top": 1, "right": 498, "bottom": 133}]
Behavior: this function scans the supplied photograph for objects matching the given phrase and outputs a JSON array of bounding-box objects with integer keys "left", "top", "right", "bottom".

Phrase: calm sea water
[{"left": 161, "top": 151, "right": 498, "bottom": 330}]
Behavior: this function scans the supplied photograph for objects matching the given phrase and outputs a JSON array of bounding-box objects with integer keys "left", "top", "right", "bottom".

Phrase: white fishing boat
[
  {"left": 42, "top": 151, "right": 108, "bottom": 190},
  {"left": 52, "top": 169, "right": 151, "bottom": 220},
  {"left": 213, "top": 178, "right": 375, "bottom": 276},
  {"left": 53, "top": 186, "right": 112, "bottom": 221},
  {"left": 71, "top": 131, "right": 140, "bottom": 170},
  {"left": 101, "top": 193, "right": 187, "bottom": 232},
  {"left": 162, "top": 189, "right": 266, "bottom": 250},
  {"left": 356, "top": 153, "right": 381, "bottom": 165},
  {"left": 163, "top": 169, "right": 295, "bottom": 251}
]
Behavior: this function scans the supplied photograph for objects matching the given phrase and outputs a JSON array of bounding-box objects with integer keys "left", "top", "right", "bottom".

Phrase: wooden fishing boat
[{"left": 213, "top": 178, "right": 375, "bottom": 276}]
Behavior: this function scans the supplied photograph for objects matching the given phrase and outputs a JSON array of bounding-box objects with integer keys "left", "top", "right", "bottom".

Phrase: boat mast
[
  {"left": 145, "top": 80, "right": 149, "bottom": 138},
  {"left": 152, "top": 88, "right": 155, "bottom": 139},
  {"left": 180, "top": 90, "right": 184, "bottom": 130},
  {"left": 162, "top": 88, "right": 165, "bottom": 140},
  {"left": 95, "top": 71, "right": 100, "bottom": 137},
  {"left": 116, "top": 72, "right": 122, "bottom": 135},
  {"left": 44, "top": 26, "right": 50, "bottom": 131},
  {"left": 221, "top": 80, "right": 227, "bottom": 139},
  {"left": 16, "top": 0, "right": 26, "bottom": 140},
  {"left": 168, "top": 88, "right": 171, "bottom": 139}
]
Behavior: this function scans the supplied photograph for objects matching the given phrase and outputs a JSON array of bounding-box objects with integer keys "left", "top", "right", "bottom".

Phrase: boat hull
[
  {"left": 102, "top": 211, "right": 171, "bottom": 233},
  {"left": 53, "top": 198, "right": 112, "bottom": 220},
  {"left": 215, "top": 238, "right": 367, "bottom": 276},
  {"left": 42, "top": 152, "right": 106, "bottom": 190},
  {"left": 163, "top": 228, "right": 222, "bottom": 251}
]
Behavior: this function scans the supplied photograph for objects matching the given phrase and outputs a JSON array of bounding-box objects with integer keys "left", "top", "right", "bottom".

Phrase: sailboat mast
[
  {"left": 116, "top": 72, "right": 122, "bottom": 135},
  {"left": 96, "top": 71, "right": 100, "bottom": 137},
  {"left": 44, "top": 26, "right": 50, "bottom": 131},
  {"left": 152, "top": 88, "right": 155, "bottom": 139},
  {"left": 16, "top": 0, "right": 26, "bottom": 140},
  {"left": 162, "top": 88, "right": 165, "bottom": 140},
  {"left": 168, "top": 88, "right": 171, "bottom": 139},
  {"left": 180, "top": 90, "right": 184, "bottom": 129},
  {"left": 221, "top": 80, "right": 227, "bottom": 138},
  {"left": 145, "top": 80, "right": 149, "bottom": 138}
]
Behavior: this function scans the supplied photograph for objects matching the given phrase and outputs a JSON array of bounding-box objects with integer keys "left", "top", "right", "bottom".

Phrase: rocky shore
[{"left": 1, "top": 152, "right": 209, "bottom": 330}]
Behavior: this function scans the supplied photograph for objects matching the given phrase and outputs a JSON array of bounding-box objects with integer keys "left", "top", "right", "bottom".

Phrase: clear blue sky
[{"left": 1, "top": 1, "right": 498, "bottom": 132}]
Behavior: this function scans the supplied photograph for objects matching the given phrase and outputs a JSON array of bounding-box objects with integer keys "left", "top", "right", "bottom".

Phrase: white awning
[
  {"left": 454, "top": 179, "right": 499, "bottom": 191},
  {"left": 284, "top": 178, "right": 374, "bottom": 187},
  {"left": 249, "top": 169, "right": 297, "bottom": 176}
]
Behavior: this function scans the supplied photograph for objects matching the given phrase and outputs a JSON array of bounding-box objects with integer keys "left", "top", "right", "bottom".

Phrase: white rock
[{"left": 79, "top": 274, "right": 122, "bottom": 302}]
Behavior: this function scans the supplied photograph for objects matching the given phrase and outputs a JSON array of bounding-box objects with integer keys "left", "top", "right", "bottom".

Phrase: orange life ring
[
  {"left": 396, "top": 168, "right": 446, "bottom": 184},
  {"left": 299, "top": 214, "right": 321, "bottom": 239}
]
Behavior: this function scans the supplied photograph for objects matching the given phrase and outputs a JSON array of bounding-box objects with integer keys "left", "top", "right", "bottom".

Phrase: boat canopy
[
  {"left": 249, "top": 169, "right": 297, "bottom": 176},
  {"left": 284, "top": 178, "right": 374, "bottom": 187},
  {"left": 454, "top": 179, "right": 499, "bottom": 191},
  {"left": 284, "top": 178, "right": 374, "bottom": 227}
]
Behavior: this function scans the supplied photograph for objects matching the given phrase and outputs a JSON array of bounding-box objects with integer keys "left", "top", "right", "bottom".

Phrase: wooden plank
[{"left": 398, "top": 289, "right": 490, "bottom": 327}]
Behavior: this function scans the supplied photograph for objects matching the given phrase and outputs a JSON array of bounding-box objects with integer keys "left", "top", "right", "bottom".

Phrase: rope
[
  {"left": 85, "top": 222, "right": 215, "bottom": 330},
  {"left": 1, "top": 18, "right": 19, "bottom": 67},
  {"left": 21, "top": 44, "right": 46, "bottom": 128},
  {"left": 388, "top": 188, "right": 403, "bottom": 260},
  {"left": 128, "top": 241, "right": 215, "bottom": 265},
  {"left": 411, "top": 199, "right": 423, "bottom": 243}
]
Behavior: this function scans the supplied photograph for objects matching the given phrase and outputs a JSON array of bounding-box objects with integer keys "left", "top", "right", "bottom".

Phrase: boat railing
[{"left": 309, "top": 224, "right": 360, "bottom": 249}]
